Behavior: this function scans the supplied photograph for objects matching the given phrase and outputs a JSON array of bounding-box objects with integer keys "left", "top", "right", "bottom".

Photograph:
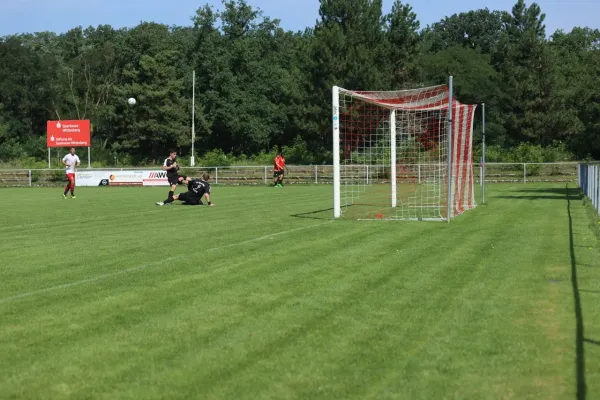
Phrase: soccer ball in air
[{"left": 127, "top": 97, "right": 137, "bottom": 106}]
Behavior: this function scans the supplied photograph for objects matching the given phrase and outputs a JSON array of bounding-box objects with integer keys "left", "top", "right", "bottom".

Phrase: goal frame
[{"left": 333, "top": 76, "right": 474, "bottom": 222}]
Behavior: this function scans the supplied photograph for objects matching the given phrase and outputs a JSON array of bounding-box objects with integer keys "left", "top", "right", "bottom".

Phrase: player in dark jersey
[
  {"left": 156, "top": 173, "right": 215, "bottom": 206},
  {"left": 160, "top": 150, "right": 183, "bottom": 203}
]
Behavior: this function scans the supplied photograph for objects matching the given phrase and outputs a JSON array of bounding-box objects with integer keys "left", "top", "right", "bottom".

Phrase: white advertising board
[{"left": 75, "top": 170, "right": 170, "bottom": 187}]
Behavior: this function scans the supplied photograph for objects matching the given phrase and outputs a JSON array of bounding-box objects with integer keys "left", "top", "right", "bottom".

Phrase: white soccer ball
[{"left": 127, "top": 97, "right": 137, "bottom": 106}]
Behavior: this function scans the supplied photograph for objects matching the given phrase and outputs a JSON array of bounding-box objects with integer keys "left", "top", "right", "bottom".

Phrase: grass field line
[
  {"left": 2, "top": 209, "right": 168, "bottom": 230},
  {"left": 0, "top": 220, "right": 333, "bottom": 304}
]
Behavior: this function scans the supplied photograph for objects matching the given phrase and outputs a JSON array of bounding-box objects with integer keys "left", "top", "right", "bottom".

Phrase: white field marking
[
  {"left": 0, "top": 256, "right": 180, "bottom": 304},
  {"left": 0, "top": 220, "right": 333, "bottom": 304},
  {"left": 3, "top": 210, "right": 160, "bottom": 230}
]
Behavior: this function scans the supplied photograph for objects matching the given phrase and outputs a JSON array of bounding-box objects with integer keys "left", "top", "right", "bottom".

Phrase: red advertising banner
[{"left": 46, "top": 120, "right": 91, "bottom": 147}]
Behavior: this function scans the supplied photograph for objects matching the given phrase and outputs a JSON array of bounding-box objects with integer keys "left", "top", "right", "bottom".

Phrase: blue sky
[{"left": 1, "top": 0, "right": 597, "bottom": 37}]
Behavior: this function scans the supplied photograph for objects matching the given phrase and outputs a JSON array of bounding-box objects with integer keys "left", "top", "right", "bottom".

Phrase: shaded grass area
[{"left": 0, "top": 183, "right": 599, "bottom": 399}]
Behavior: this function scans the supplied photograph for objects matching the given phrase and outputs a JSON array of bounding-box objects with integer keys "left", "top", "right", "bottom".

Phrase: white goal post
[{"left": 332, "top": 77, "right": 477, "bottom": 221}]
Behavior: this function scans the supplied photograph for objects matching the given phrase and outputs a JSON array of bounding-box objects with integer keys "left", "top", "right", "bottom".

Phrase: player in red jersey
[
  {"left": 273, "top": 152, "right": 286, "bottom": 187},
  {"left": 61, "top": 147, "right": 80, "bottom": 199}
]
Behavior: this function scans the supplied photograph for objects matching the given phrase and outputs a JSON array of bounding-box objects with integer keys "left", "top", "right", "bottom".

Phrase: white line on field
[
  {"left": 0, "top": 256, "right": 180, "bottom": 304},
  {"left": 0, "top": 220, "right": 333, "bottom": 304}
]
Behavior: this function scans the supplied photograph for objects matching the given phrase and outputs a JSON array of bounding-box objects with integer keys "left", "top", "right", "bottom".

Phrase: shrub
[{"left": 197, "top": 149, "right": 231, "bottom": 167}]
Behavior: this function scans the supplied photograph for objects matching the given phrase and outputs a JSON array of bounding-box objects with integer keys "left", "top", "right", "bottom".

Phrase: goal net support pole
[
  {"left": 390, "top": 109, "right": 397, "bottom": 208},
  {"left": 446, "top": 76, "right": 454, "bottom": 222},
  {"left": 333, "top": 85, "right": 341, "bottom": 218},
  {"left": 482, "top": 102, "right": 486, "bottom": 205}
]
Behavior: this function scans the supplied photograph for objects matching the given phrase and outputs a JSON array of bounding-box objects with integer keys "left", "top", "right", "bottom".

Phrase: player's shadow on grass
[
  {"left": 567, "top": 184, "right": 588, "bottom": 400},
  {"left": 514, "top": 187, "right": 581, "bottom": 195},
  {"left": 494, "top": 186, "right": 583, "bottom": 201},
  {"left": 575, "top": 264, "right": 598, "bottom": 268},
  {"left": 579, "top": 289, "right": 600, "bottom": 294},
  {"left": 291, "top": 208, "right": 334, "bottom": 220}
]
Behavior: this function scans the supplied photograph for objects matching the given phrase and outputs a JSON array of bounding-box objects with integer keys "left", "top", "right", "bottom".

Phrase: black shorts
[
  {"left": 273, "top": 170, "right": 283, "bottom": 177},
  {"left": 168, "top": 175, "right": 181, "bottom": 186},
  {"left": 178, "top": 192, "right": 201, "bottom": 205}
]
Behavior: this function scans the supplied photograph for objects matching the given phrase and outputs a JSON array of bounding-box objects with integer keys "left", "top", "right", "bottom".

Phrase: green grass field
[{"left": 1, "top": 183, "right": 599, "bottom": 399}]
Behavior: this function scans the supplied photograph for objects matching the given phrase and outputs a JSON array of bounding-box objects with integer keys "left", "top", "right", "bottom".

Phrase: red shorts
[{"left": 66, "top": 173, "right": 75, "bottom": 181}]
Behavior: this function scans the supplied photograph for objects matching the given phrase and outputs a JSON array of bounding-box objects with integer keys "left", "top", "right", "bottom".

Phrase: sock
[
  {"left": 163, "top": 190, "right": 174, "bottom": 203},
  {"left": 70, "top": 184, "right": 74, "bottom": 196},
  {"left": 64, "top": 184, "right": 69, "bottom": 195}
]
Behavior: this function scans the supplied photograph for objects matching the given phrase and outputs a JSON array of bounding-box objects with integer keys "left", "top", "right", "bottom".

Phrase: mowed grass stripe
[
  {"left": 0, "top": 220, "right": 366, "bottom": 390},
  {"left": 0, "top": 187, "right": 330, "bottom": 232},
  {"left": 0, "top": 183, "right": 599, "bottom": 399},
  {"left": 376, "top": 184, "right": 590, "bottom": 400},
  {"left": 278, "top": 221, "right": 502, "bottom": 400},
  {"left": 282, "top": 192, "right": 558, "bottom": 399},
  {"left": 0, "top": 219, "right": 333, "bottom": 303},
  {"left": 0, "top": 208, "right": 439, "bottom": 392},
  {"left": 378, "top": 195, "right": 573, "bottom": 399},
  {"left": 2, "top": 221, "right": 451, "bottom": 398},
  {"left": 1, "top": 220, "right": 395, "bottom": 337},
  {"left": 0, "top": 187, "right": 332, "bottom": 294},
  {"left": 193, "top": 198, "right": 550, "bottom": 399},
  {"left": 191, "top": 227, "right": 480, "bottom": 399},
  {"left": 0, "top": 189, "right": 332, "bottom": 253},
  {"left": 193, "top": 184, "right": 596, "bottom": 400},
  {"left": 25, "top": 220, "right": 464, "bottom": 398},
  {"left": 0, "top": 186, "right": 330, "bottom": 231}
]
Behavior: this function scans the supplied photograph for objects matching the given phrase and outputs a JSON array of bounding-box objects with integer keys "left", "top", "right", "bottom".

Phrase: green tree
[
  {"left": 1, "top": 0, "right": 599, "bottom": 164},
  {"left": 417, "top": 45, "right": 503, "bottom": 144},
  {"left": 421, "top": 8, "right": 507, "bottom": 54},
  {"left": 0, "top": 35, "right": 55, "bottom": 145},
  {"left": 110, "top": 23, "right": 189, "bottom": 162},
  {"left": 385, "top": 0, "right": 421, "bottom": 86},
  {"left": 550, "top": 28, "right": 600, "bottom": 158},
  {"left": 492, "top": 0, "right": 561, "bottom": 146},
  {"left": 192, "top": 1, "right": 308, "bottom": 155},
  {"left": 307, "top": 0, "right": 390, "bottom": 149}
]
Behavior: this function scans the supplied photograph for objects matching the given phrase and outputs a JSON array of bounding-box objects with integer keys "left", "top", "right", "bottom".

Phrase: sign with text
[
  {"left": 47, "top": 120, "right": 91, "bottom": 147},
  {"left": 75, "top": 170, "right": 170, "bottom": 187}
]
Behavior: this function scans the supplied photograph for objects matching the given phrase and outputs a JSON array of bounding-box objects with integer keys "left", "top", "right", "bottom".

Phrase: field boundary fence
[
  {"left": 0, "top": 162, "right": 586, "bottom": 187},
  {"left": 578, "top": 164, "right": 600, "bottom": 215}
]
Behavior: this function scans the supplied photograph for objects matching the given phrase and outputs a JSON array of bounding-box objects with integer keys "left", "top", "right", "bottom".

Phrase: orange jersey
[{"left": 274, "top": 156, "right": 285, "bottom": 171}]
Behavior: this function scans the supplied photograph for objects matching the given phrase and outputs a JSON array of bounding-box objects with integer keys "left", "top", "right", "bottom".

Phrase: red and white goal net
[{"left": 332, "top": 83, "right": 476, "bottom": 221}]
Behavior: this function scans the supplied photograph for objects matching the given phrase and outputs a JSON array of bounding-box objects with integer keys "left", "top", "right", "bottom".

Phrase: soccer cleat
[
  {"left": 71, "top": 196, "right": 76, "bottom": 199},
  {"left": 155, "top": 201, "right": 164, "bottom": 206},
  {"left": 62, "top": 194, "right": 67, "bottom": 199}
]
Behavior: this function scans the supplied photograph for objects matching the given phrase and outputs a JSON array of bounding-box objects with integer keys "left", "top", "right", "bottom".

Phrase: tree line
[{"left": 0, "top": 0, "right": 598, "bottom": 166}]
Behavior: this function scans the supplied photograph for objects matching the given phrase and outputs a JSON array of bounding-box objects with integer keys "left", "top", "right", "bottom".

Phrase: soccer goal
[{"left": 332, "top": 78, "right": 477, "bottom": 221}]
